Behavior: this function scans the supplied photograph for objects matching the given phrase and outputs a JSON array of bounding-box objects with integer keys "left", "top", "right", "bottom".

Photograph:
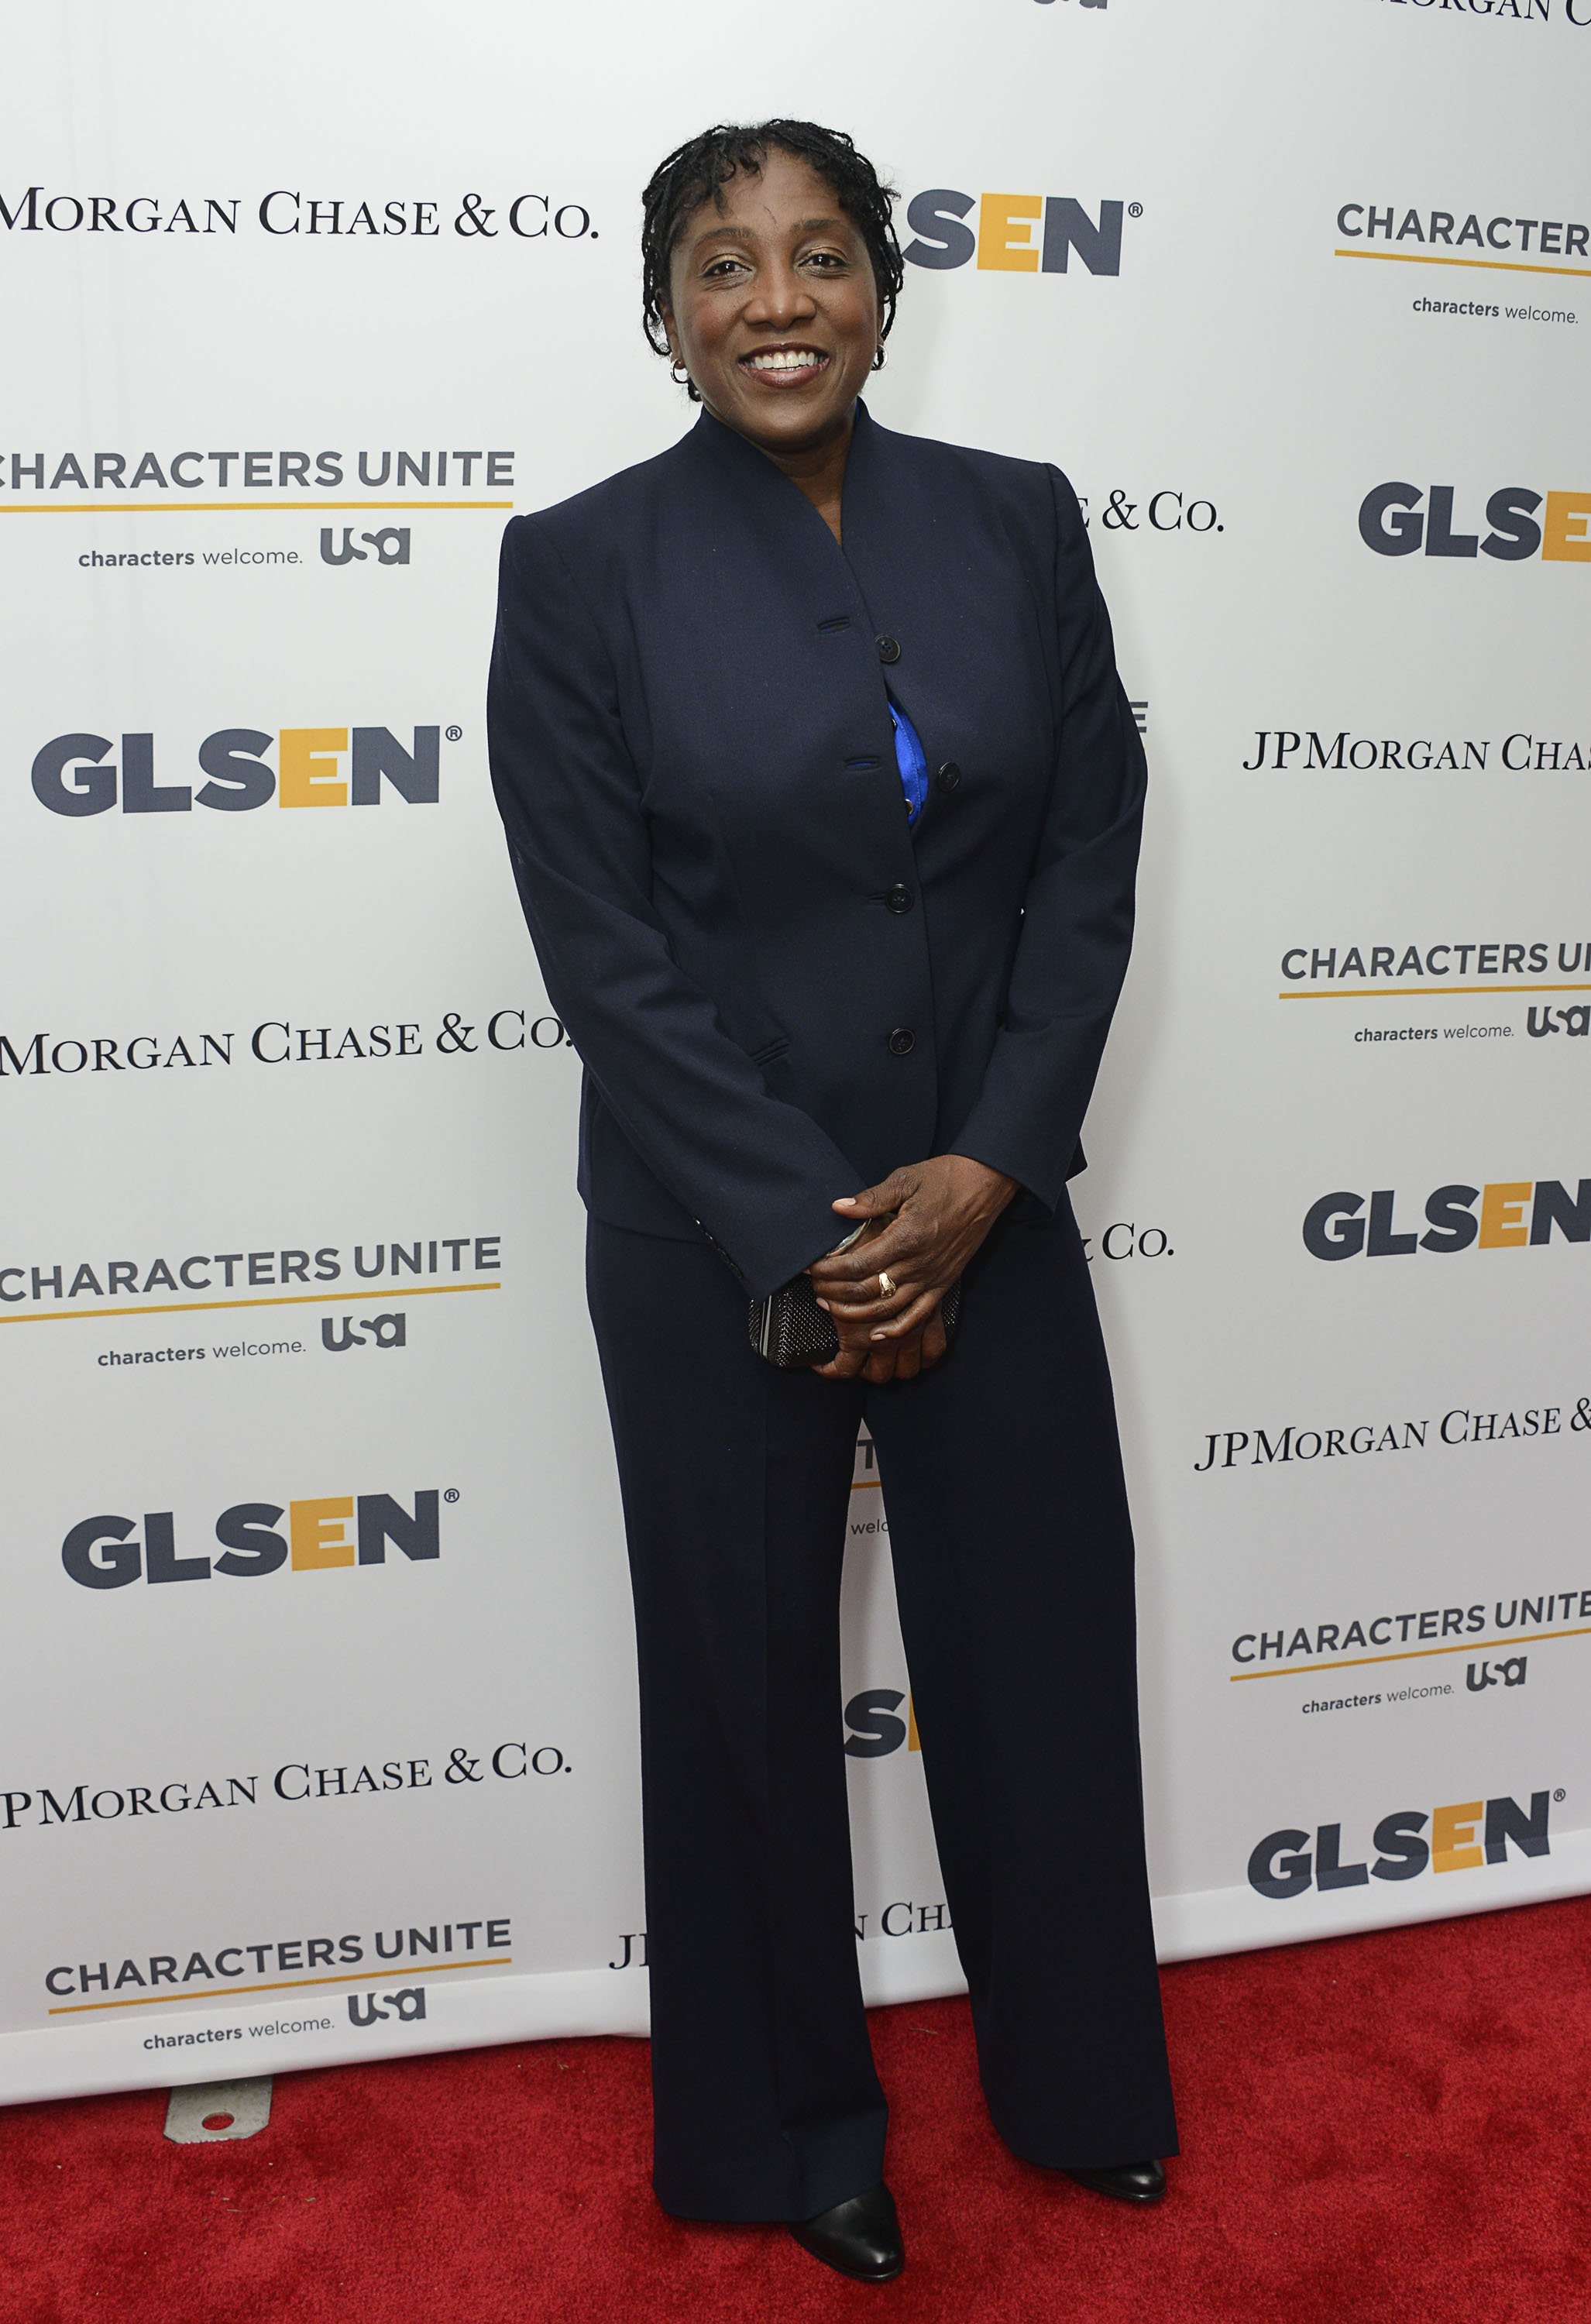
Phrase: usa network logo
[
  {"left": 902, "top": 187, "right": 1137, "bottom": 276},
  {"left": 32, "top": 725, "right": 456, "bottom": 815},
  {"left": 348, "top": 1985, "right": 425, "bottom": 2027}
]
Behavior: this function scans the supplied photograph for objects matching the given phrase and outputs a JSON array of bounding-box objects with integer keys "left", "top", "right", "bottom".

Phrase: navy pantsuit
[{"left": 488, "top": 401, "right": 1177, "bottom": 2217}]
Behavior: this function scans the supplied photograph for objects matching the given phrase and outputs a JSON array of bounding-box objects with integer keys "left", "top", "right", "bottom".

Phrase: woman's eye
[
  {"left": 703, "top": 256, "right": 746, "bottom": 280},
  {"left": 804, "top": 250, "right": 846, "bottom": 270}
]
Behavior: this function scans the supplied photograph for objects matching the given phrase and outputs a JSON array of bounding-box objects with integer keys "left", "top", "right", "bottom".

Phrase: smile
[{"left": 740, "top": 346, "right": 831, "bottom": 384}]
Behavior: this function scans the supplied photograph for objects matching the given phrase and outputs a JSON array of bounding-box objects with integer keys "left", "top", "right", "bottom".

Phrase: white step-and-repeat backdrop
[{"left": 3, "top": 0, "right": 1587, "bottom": 2102}]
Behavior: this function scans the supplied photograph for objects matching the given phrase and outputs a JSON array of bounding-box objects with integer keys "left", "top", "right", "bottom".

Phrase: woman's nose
[{"left": 745, "top": 265, "right": 817, "bottom": 327}]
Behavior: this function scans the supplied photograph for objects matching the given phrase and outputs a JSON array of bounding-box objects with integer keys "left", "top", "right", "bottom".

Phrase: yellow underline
[
  {"left": 1335, "top": 248, "right": 1591, "bottom": 280},
  {"left": 0, "top": 1281, "right": 499, "bottom": 1325},
  {"left": 49, "top": 1955, "right": 511, "bottom": 2015},
  {"left": 1279, "top": 981, "right": 1591, "bottom": 1000},
  {"left": 1231, "top": 1623, "right": 1591, "bottom": 1683},
  {"left": 0, "top": 500, "right": 513, "bottom": 515},
  {"left": 851, "top": 1478, "right": 882, "bottom": 1491}
]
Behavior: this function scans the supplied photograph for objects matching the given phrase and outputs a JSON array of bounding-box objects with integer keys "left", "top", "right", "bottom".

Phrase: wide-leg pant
[{"left": 586, "top": 1196, "right": 1177, "bottom": 2222}]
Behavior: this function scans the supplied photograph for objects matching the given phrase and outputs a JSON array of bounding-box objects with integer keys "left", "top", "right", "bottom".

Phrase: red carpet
[{"left": 5, "top": 1895, "right": 1588, "bottom": 2324}]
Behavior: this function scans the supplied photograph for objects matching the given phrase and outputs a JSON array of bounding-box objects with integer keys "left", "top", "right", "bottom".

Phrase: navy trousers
[{"left": 586, "top": 1198, "right": 1177, "bottom": 2222}]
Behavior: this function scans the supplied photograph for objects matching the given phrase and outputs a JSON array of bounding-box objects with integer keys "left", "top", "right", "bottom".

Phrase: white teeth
[{"left": 747, "top": 349, "right": 826, "bottom": 371}]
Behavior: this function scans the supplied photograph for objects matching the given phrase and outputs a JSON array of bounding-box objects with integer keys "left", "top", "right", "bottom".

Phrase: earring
[
  {"left": 871, "top": 343, "right": 888, "bottom": 372},
  {"left": 671, "top": 360, "right": 691, "bottom": 387}
]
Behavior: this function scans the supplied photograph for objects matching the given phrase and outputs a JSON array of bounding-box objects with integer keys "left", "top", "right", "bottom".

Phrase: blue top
[{"left": 888, "top": 694, "right": 929, "bottom": 824}]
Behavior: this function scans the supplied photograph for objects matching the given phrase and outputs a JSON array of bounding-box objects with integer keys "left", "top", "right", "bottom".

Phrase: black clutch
[{"left": 748, "top": 1272, "right": 961, "bottom": 1368}]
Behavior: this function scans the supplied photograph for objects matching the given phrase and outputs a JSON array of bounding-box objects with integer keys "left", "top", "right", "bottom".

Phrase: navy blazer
[{"left": 486, "top": 402, "right": 1145, "bottom": 1300}]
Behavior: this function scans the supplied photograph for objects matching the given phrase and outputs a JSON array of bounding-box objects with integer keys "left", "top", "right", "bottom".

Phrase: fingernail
[{"left": 815, "top": 1300, "right": 830, "bottom": 1312}]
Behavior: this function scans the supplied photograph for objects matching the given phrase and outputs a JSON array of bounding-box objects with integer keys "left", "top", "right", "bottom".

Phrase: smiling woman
[
  {"left": 487, "top": 117, "right": 1173, "bottom": 2288},
  {"left": 638, "top": 122, "right": 903, "bottom": 540}
]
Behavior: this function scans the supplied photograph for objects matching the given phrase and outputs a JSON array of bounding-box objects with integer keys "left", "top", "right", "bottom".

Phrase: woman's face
[{"left": 661, "top": 149, "right": 881, "bottom": 459}]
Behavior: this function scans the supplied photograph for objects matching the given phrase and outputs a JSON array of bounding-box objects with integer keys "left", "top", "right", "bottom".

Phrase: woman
[{"left": 487, "top": 119, "right": 1176, "bottom": 2284}]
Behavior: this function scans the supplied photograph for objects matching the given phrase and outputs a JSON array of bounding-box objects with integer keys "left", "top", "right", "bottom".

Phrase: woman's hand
[{"left": 806, "top": 1155, "right": 1019, "bottom": 1383}]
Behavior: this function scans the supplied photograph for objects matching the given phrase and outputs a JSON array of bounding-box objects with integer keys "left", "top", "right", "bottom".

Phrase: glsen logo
[
  {"left": 844, "top": 1688, "right": 920, "bottom": 1757},
  {"left": 902, "top": 188, "right": 1136, "bottom": 275},
  {"left": 60, "top": 1491, "right": 441, "bottom": 1589},
  {"left": 1302, "top": 1177, "right": 1589, "bottom": 1257},
  {"left": 1358, "top": 483, "right": 1590, "bottom": 561},
  {"left": 1248, "top": 1790, "right": 1552, "bottom": 1900},
  {"left": 32, "top": 727, "right": 450, "bottom": 816},
  {"left": 347, "top": 1986, "right": 425, "bottom": 2026}
]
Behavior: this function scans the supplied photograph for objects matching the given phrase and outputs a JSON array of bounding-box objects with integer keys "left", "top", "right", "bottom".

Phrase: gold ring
[{"left": 878, "top": 1271, "right": 895, "bottom": 1299}]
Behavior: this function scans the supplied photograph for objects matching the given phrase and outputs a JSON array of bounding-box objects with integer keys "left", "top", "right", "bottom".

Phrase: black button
[
  {"left": 936, "top": 761, "right": 961, "bottom": 792},
  {"left": 885, "top": 883, "right": 914, "bottom": 914},
  {"left": 887, "top": 1026, "right": 916, "bottom": 1057},
  {"left": 876, "top": 634, "right": 901, "bottom": 664}
]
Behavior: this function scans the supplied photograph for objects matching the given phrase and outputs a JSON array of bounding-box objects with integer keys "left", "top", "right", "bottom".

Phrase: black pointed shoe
[
  {"left": 789, "top": 2182, "right": 905, "bottom": 2281},
  {"left": 1064, "top": 2158, "right": 1167, "bottom": 2205}
]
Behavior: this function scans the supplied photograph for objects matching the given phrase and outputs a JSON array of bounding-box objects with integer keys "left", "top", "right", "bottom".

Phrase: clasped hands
[{"left": 805, "top": 1153, "right": 1018, "bottom": 1383}]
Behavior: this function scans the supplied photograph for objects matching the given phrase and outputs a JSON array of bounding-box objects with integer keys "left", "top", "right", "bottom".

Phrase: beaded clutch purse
[{"left": 748, "top": 1272, "right": 962, "bottom": 1368}]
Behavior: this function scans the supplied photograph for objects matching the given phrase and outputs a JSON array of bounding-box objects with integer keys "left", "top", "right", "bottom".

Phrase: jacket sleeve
[
  {"left": 486, "top": 514, "right": 864, "bottom": 1298},
  {"left": 945, "top": 468, "right": 1145, "bottom": 1210}
]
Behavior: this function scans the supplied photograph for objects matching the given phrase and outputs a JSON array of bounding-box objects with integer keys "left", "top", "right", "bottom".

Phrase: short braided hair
[{"left": 641, "top": 121, "right": 904, "bottom": 399}]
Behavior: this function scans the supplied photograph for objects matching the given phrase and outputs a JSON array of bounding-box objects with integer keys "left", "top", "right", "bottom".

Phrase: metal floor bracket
[{"left": 163, "top": 2077, "right": 273, "bottom": 2143}]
